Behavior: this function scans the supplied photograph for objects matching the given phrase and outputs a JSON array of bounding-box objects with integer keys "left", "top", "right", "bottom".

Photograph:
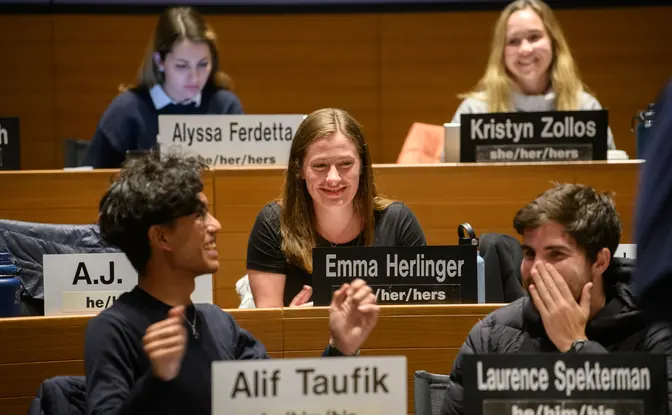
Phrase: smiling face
[
  {"left": 157, "top": 39, "right": 212, "bottom": 103},
  {"left": 301, "top": 131, "right": 361, "bottom": 210},
  {"left": 160, "top": 192, "right": 221, "bottom": 276},
  {"left": 504, "top": 7, "right": 553, "bottom": 94},
  {"left": 521, "top": 221, "right": 594, "bottom": 302}
]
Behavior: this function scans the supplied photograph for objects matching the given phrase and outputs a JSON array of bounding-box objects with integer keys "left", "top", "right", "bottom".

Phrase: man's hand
[
  {"left": 528, "top": 262, "right": 591, "bottom": 352},
  {"left": 143, "top": 305, "right": 188, "bottom": 381},
  {"left": 328, "top": 278, "right": 380, "bottom": 356}
]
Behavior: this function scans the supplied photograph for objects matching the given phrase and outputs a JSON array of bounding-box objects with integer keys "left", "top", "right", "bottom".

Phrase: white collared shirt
[{"left": 149, "top": 84, "right": 202, "bottom": 110}]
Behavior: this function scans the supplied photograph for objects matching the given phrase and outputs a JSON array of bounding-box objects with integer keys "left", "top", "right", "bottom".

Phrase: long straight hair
[
  {"left": 461, "top": 0, "right": 584, "bottom": 111},
  {"left": 279, "top": 108, "right": 393, "bottom": 273},
  {"left": 120, "top": 7, "right": 232, "bottom": 92}
]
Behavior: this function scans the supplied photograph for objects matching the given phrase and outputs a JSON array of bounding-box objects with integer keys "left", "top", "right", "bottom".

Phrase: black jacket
[
  {"left": 441, "top": 257, "right": 672, "bottom": 415},
  {"left": 28, "top": 376, "right": 87, "bottom": 415},
  {"left": 0, "top": 219, "right": 119, "bottom": 315},
  {"left": 634, "top": 78, "right": 672, "bottom": 320}
]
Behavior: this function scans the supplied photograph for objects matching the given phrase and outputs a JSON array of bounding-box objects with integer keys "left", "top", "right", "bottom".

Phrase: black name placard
[
  {"left": 311, "top": 245, "right": 477, "bottom": 306},
  {"left": 463, "top": 353, "right": 668, "bottom": 415},
  {"left": 0, "top": 117, "right": 20, "bottom": 170},
  {"left": 460, "top": 110, "right": 608, "bottom": 163}
]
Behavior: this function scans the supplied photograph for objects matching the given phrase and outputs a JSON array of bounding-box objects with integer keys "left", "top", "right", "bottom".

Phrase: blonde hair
[
  {"left": 278, "top": 108, "right": 393, "bottom": 273},
  {"left": 120, "top": 7, "right": 232, "bottom": 92},
  {"left": 461, "top": 0, "right": 584, "bottom": 111}
]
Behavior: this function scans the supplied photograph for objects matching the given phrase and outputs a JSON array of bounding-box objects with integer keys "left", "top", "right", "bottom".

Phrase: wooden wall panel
[
  {"left": 0, "top": 305, "right": 492, "bottom": 415},
  {"left": 212, "top": 13, "right": 382, "bottom": 161},
  {"left": 0, "top": 308, "right": 283, "bottom": 415},
  {"left": 0, "top": 15, "right": 56, "bottom": 169},
  {"left": 2, "top": 6, "right": 669, "bottom": 169},
  {"left": 379, "top": 6, "right": 672, "bottom": 163},
  {"left": 379, "top": 11, "right": 493, "bottom": 163},
  {"left": 0, "top": 397, "right": 33, "bottom": 415},
  {"left": 52, "top": 15, "right": 156, "bottom": 161},
  {"left": 213, "top": 161, "right": 640, "bottom": 307},
  {"left": 282, "top": 304, "right": 499, "bottom": 414}
]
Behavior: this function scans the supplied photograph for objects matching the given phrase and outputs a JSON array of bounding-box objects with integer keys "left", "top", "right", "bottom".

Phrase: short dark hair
[
  {"left": 98, "top": 153, "right": 208, "bottom": 274},
  {"left": 513, "top": 183, "right": 622, "bottom": 262}
]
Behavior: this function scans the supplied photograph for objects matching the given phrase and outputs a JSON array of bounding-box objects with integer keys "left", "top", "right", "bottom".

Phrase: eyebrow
[
  {"left": 521, "top": 244, "right": 570, "bottom": 252},
  {"left": 175, "top": 58, "right": 210, "bottom": 63},
  {"left": 508, "top": 28, "right": 544, "bottom": 37}
]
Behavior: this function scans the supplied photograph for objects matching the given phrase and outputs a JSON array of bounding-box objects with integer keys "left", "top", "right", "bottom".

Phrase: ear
[
  {"left": 153, "top": 52, "right": 164, "bottom": 72},
  {"left": 147, "top": 224, "right": 173, "bottom": 252},
  {"left": 592, "top": 247, "right": 611, "bottom": 277}
]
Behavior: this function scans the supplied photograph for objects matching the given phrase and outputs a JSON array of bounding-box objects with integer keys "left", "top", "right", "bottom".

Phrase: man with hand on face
[
  {"left": 84, "top": 153, "right": 380, "bottom": 415},
  {"left": 440, "top": 183, "right": 672, "bottom": 415}
]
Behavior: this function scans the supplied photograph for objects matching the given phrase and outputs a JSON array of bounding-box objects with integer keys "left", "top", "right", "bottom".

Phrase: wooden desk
[
  {"left": 0, "top": 161, "right": 642, "bottom": 308},
  {"left": 0, "top": 169, "right": 216, "bottom": 225},
  {"left": 0, "top": 308, "right": 284, "bottom": 415},
  {"left": 0, "top": 304, "right": 500, "bottom": 415},
  {"left": 213, "top": 161, "right": 642, "bottom": 306},
  {"left": 283, "top": 304, "right": 500, "bottom": 413}
]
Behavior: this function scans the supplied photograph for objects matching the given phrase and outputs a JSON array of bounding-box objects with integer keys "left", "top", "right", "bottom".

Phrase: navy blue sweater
[
  {"left": 634, "top": 78, "right": 672, "bottom": 319},
  {"left": 84, "top": 287, "right": 342, "bottom": 415},
  {"left": 83, "top": 84, "right": 243, "bottom": 168}
]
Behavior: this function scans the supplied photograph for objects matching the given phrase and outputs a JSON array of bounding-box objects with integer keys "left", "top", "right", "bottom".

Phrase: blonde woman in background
[{"left": 446, "top": 0, "right": 615, "bottom": 157}]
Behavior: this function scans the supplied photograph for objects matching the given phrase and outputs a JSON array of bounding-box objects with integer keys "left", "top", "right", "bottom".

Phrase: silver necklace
[
  {"left": 326, "top": 212, "right": 356, "bottom": 248},
  {"left": 182, "top": 312, "right": 199, "bottom": 339}
]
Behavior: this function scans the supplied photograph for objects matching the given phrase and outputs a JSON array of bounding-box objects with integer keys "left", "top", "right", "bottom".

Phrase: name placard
[
  {"left": 212, "top": 356, "right": 407, "bottom": 415},
  {"left": 43, "top": 252, "right": 213, "bottom": 316},
  {"left": 614, "top": 244, "right": 636, "bottom": 260},
  {"left": 463, "top": 354, "right": 668, "bottom": 415},
  {"left": 460, "top": 110, "right": 608, "bottom": 163},
  {"left": 0, "top": 117, "right": 20, "bottom": 170},
  {"left": 311, "top": 246, "right": 477, "bottom": 306},
  {"left": 157, "top": 114, "right": 305, "bottom": 167}
]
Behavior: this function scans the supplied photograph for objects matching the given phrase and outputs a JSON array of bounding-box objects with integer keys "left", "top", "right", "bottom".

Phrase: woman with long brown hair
[
  {"left": 84, "top": 6, "right": 243, "bottom": 168},
  {"left": 247, "top": 108, "right": 426, "bottom": 308}
]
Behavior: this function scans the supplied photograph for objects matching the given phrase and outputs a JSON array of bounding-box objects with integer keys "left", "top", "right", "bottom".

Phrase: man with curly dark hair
[{"left": 84, "top": 153, "right": 380, "bottom": 415}]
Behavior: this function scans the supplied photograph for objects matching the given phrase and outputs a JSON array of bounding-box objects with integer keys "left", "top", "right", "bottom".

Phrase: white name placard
[
  {"left": 158, "top": 114, "right": 305, "bottom": 167},
  {"left": 43, "top": 252, "right": 213, "bottom": 316},
  {"left": 615, "top": 243, "right": 636, "bottom": 260},
  {"left": 212, "top": 356, "right": 407, "bottom": 415}
]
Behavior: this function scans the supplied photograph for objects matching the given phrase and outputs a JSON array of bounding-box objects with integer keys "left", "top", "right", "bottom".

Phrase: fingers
[
  {"left": 289, "top": 285, "right": 313, "bottom": 307},
  {"left": 143, "top": 320, "right": 186, "bottom": 347},
  {"left": 144, "top": 328, "right": 187, "bottom": 356},
  {"left": 146, "top": 345, "right": 186, "bottom": 362},
  {"left": 544, "top": 263, "right": 574, "bottom": 302},
  {"left": 168, "top": 305, "right": 185, "bottom": 318},
  {"left": 357, "top": 302, "right": 380, "bottom": 315},
  {"left": 144, "top": 306, "right": 187, "bottom": 350},
  {"left": 331, "top": 283, "right": 349, "bottom": 307},
  {"left": 348, "top": 278, "right": 367, "bottom": 292},
  {"left": 579, "top": 282, "right": 593, "bottom": 314},
  {"left": 530, "top": 266, "right": 553, "bottom": 310},
  {"left": 528, "top": 284, "right": 549, "bottom": 316},
  {"left": 350, "top": 283, "right": 373, "bottom": 304},
  {"left": 534, "top": 263, "right": 562, "bottom": 303}
]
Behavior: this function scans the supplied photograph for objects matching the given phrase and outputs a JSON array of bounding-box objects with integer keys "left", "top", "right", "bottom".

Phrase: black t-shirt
[{"left": 246, "top": 201, "right": 427, "bottom": 306}]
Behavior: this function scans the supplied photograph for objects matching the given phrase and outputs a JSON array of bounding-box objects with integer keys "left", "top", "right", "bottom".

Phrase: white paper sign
[
  {"left": 615, "top": 244, "right": 636, "bottom": 260},
  {"left": 212, "top": 356, "right": 407, "bottom": 415},
  {"left": 43, "top": 252, "right": 213, "bottom": 316},
  {"left": 158, "top": 114, "right": 305, "bottom": 167}
]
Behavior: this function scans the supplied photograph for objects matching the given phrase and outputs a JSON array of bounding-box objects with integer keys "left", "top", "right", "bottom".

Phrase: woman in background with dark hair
[
  {"left": 246, "top": 108, "right": 427, "bottom": 308},
  {"left": 84, "top": 6, "right": 243, "bottom": 169}
]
